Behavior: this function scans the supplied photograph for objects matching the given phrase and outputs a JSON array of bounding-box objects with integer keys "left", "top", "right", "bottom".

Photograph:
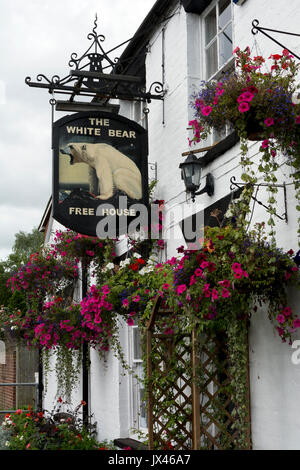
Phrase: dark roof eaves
[{"left": 119, "top": 0, "right": 178, "bottom": 65}]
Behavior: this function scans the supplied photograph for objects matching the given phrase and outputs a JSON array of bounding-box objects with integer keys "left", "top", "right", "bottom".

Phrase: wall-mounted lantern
[{"left": 179, "top": 152, "right": 214, "bottom": 202}]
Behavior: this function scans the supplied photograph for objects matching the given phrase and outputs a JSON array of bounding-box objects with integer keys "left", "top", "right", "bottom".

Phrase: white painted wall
[
  {"left": 43, "top": 0, "right": 300, "bottom": 449},
  {"left": 142, "top": 0, "right": 300, "bottom": 450}
]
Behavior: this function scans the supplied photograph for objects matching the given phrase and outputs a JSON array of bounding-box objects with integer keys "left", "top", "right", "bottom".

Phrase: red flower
[
  {"left": 269, "top": 54, "right": 282, "bottom": 61},
  {"left": 129, "top": 263, "right": 139, "bottom": 271}
]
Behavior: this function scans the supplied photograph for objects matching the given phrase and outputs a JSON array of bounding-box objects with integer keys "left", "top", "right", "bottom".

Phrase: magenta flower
[
  {"left": 218, "top": 279, "right": 230, "bottom": 288},
  {"left": 276, "top": 314, "right": 286, "bottom": 324},
  {"left": 238, "top": 102, "right": 250, "bottom": 113},
  {"left": 201, "top": 105, "right": 212, "bottom": 116},
  {"left": 261, "top": 139, "right": 269, "bottom": 149},
  {"left": 211, "top": 289, "right": 218, "bottom": 300},
  {"left": 127, "top": 317, "right": 134, "bottom": 326},
  {"left": 157, "top": 239, "right": 165, "bottom": 249},
  {"left": 176, "top": 284, "right": 187, "bottom": 295},
  {"left": 200, "top": 261, "right": 209, "bottom": 269},
  {"left": 221, "top": 288, "right": 230, "bottom": 298},
  {"left": 283, "top": 307, "right": 292, "bottom": 317},
  {"left": 132, "top": 295, "right": 140, "bottom": 302},
  {"left": 295, "top": 115, "right": 300, "bottom": 124},
  {"left": 234, "top": 271, "right": 243, "bottom": 279},
  {"left": 264, "top": 117, "right": 274, "bottom": 127},
  {"left": 237, "top": 92, "right": 254, "bottom": 103},
  {"left": 293, "top": 318, "right": 300, "bottom": 328},
  {"left": 163, "top": 283, "right": 170, "bottom": 290},
  {"left": 271, "top": 149, "right": 276, "bottom": 158},
  {"left": 102, "top": 285, "right": 110, "bottom": 294},
  {"left": 122, "top": 299, "right": 129, "bottom": 307},
  {"left": 194, "top": 268, "right": 203, "bottom": 277},
  {"left": 216, "top": 88, "right": 224, "bottom": 96},
  {"left": 232, "top": 263, "right": 242, "bottom": 272}
]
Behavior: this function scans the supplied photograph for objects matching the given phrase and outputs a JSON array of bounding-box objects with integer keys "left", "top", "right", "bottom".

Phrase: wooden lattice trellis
[{"left": 146, "top": 297, "right": 252, "bottom": 450}]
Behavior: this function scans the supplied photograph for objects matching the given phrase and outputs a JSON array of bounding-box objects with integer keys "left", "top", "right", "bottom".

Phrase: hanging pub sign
[{"left": 52, "top": 111, "right": 149, "bottom": 238}]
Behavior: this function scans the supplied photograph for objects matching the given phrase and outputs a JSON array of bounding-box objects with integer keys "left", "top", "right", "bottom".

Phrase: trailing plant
[
  {"left": 2, "top": 199, "right": 300, "bottom": 448},
  {"left": 189, "top": 46, "right": 300, "bottom": 239},
  {"left": 1, "top": 400, "right": 117, "bottom": 450}
]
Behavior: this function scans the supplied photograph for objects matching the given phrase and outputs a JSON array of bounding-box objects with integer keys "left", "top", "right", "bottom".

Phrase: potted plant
[
  {"left": 189, "top": 46, "right": 300, "bottom": 147},
  {"left": 189, "top": 46, "right": 300, "bottom": 239}
]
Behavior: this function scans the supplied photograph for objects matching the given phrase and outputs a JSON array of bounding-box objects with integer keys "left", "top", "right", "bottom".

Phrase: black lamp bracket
[
  {"left": 251, "top": 19, "right": 300, "bottom": 61},
  {"left": 230, "top": 176, "right": 288, "bottom": 223},
  {"left": 193, "top": 173, "right": 214, "bottom": 201}
]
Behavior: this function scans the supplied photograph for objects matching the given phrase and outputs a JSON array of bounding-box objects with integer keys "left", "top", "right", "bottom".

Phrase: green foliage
[
  {"left": 190, "top": 47, "right": 300, "bottom": 241},
  {"left": 1, "top": 401, "right": 116, "bottom": 450}
]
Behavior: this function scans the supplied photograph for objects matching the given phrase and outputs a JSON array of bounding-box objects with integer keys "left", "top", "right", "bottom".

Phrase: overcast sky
[{"left": 0, "top": 0, "right": 157, "bottom": 260}]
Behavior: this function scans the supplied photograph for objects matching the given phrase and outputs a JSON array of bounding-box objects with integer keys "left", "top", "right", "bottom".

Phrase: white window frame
[
  {"left": 197, "top": 0, "right": 235, "bottom": 147},
  {"left": 128, "top": 325, "right": 148, "bottom": 437},
  {"left": 202, "top": 0, "right": 234, "bottom": 81}
]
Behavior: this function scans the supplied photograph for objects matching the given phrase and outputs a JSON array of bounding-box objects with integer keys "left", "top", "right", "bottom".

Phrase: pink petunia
[
  {"left": 102, "top": 285, "right": 110, "bottom": 294},
  {"left": 218, "top": 279, "right": 231, "bottom": 288},
  {"left": 176, "top": 284, "right": 187, "bottom": 295},
  {"left": 261, "top": 139, "right": 269, "bottom": 149},
  {"left": 221, "top": 288, "right": 230, "bottom": 298},
  {"left": 127, "top": 317, "right": 134, "bottom": 326},
  {"left": 283, "top": 307, "right": 292, "bottom": 317},
  {"left": 293, "top": 318, "right": 300, "bottom": 328},
  {"left": 211, "top": 289, "right": 218, "bottom": 300},
  {"left": 234, "top": 271, "right": 243, "bottom": 279},
  {"left": 194, "top": 268, "right": 203, "bottom": 277},
  {"left": 264, "top": 117, "right": 274, "bottom": 127},
  {"left": 216, "top": 88, "right": 224, "bottom": 96},
  {"left": 277, "top": 314, "right": 286, "bottom": 324},
  {"left": 232, "top": 263, "right": 242, "bottom": 272},
  {"left": 238, "top": 92, "right": 254, "bottom": 103},
  {"left": 201, "top": 105, "right": 213, "bottom": 116},
  {"left": 238, "top": 101, "right": 250, "bottom": 113}
]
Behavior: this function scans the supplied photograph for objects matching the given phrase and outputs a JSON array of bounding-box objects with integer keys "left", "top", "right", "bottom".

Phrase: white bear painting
[{"left": 60, "top": 142, "right": 143, "bottom": 200}]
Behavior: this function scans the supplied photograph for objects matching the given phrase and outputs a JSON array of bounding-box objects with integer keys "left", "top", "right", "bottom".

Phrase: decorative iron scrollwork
[{"left": 25, "top": 14, "right": 165, "bottom": 103}]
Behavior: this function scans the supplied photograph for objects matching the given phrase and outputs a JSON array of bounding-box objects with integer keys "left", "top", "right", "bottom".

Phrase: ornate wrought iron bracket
[
  {"left": 251, "top": 19, "right": 300, "bottom": 61},
  {"left": 25, "top": 14, "right": 165, "bottom": 104},
  {"left": 230, "top": 176, "right": 288, "bottom": 223}
]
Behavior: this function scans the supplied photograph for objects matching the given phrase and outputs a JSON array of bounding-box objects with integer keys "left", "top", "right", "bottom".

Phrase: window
[
  {"left": 204, "top": 0, "right": 233, "bottom": 79},
  {"left": 129, "top": 326, "right": 148, "bottom": 432},
  {"left": 0, "top": 341, "right": 5, "bottom": 364}
]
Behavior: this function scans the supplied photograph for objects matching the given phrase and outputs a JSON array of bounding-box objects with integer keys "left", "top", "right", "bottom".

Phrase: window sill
[
  {"left": 206, "top": 56, "right": 235, "bottom": 82},
  {"left": 199, "top": 131, "right": 240, "bottom": 166},
  {"left": 113, "top": 437, "right": 148, "bottom": 450}
]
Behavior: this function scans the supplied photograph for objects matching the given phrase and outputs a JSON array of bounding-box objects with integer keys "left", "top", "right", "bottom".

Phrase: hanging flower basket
[
  {"left": 189, "top": 47, "right": 300, "bottom": 152},
  {"left": 244, "top": 116, "right": 265, "bottom": 141}
]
